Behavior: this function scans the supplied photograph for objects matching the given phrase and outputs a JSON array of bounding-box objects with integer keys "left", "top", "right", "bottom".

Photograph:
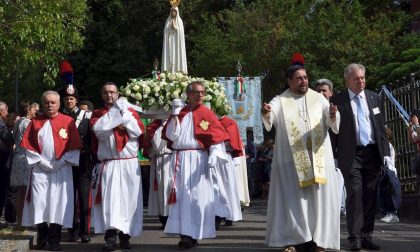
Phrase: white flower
[
  {"left": 135, "top": 92, "right": 142, "bottom": 100},
  {"left": 144, "top": 86, "right": 151, "bottom": 94},
  {"left": 175, "top": 72, "right": 183, "bottom": 79},
  {"left": 121, "top": 74, "right": 230, "bottom": 115}
]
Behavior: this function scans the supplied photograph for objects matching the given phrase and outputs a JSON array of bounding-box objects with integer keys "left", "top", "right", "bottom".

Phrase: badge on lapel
[
  {"left": 199, "top": 120, "right": 210, "bottom": 131},
  {"left": 372, "top": 107, "right": 380, "bottom": 115},
  {"left": 59, "top": 128, "right": 68, "bottom": 139}
]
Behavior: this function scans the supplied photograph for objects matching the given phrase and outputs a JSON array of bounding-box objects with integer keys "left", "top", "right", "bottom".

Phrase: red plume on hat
[
  {"left": 60, "top": 60, "right": 74, "bottom": 85},
  {"left": 59, "top": 60, "right": 78, "bottom": 97},
  {"left": 290, "top": 52, "right": 305, "bottom": 67}
]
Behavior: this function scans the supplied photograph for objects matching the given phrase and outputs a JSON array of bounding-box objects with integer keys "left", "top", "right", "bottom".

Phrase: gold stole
[{"left": 280, "top": 89, "right": 327, "bottom": 187}]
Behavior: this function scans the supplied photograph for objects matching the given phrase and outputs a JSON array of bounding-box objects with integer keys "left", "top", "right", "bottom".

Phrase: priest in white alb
[
  {"left": 261, "top": 55, "right": 341, "bottom": 252},
  {"left": 162, "top": 81, "right": 229, "bottom": 249},
  {"left": 21, "top": 91, "right": 81, "bottom": 251}
]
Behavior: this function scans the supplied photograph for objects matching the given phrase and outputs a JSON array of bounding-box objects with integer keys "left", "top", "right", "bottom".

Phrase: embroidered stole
[{"left": 280, "top": 89, "right": 327, "bottom": 187}]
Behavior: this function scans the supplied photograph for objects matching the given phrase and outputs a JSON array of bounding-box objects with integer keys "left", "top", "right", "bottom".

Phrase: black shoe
[
  {"left": 215, "top": 216, "right": 221, "bottom": 230},
  {"left": 66, "top": 233, "right": 77, "bottom": 242},
  {"left": 178, "top": 235, "right": 198, "bottom": 249},
  {"left": 120, "top": 239, "right": 132, "bottom": 249},
  {"left": 362, "top": 238, "right": 380, "bottom": 250},
  {"left": 349, "top": 239, "right": 362, "bottom": 251},
  {"left": 104, "top": 239, "right": 117, "bottom": 251},
  {"left": 80, "top": 234, "right": 91, "bottom": 243},
  {"left": 35, "top": 241, "right": 47, "bottom": 250},
  {"left": 49, "top": 243, "right": 61, "bottom": 251},
  {"left": 225, "top": 220, "right": 233, "bottom": 226}
]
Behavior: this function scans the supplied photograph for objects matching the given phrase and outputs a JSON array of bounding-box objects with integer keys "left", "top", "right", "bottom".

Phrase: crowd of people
[
  {"left": 0, "top": 80, "right": 250, "bottom": 251},
  {"left": 0, "top": 60, "right": 407, "bottom": 252}
]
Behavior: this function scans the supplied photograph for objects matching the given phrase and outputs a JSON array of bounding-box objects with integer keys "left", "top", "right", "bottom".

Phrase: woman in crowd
[{"left": 10, "top": 101, "right": 37, "bottom": 228}]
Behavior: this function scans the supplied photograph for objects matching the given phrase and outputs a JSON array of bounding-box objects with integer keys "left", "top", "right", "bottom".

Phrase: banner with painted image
[{"left": 218, "top": 77, "right": 263, "bottom": 144}]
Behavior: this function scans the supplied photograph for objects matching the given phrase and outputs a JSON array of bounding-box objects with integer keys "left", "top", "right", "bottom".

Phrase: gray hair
[
  {"left": 344, "top": 63, "right": 366, "bottom": 81},
  {"left": 314, "top": 78, "right": 333, "bottom": 91},
  {"left": 41, "top": 90, "right": 60, "bottom": 103},
  {"left": 186, "top": 81, "right": 205, "bottom": 94}
]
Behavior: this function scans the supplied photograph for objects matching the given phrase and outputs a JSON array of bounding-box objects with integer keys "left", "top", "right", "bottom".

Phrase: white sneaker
[
  {"left": 380, "top": 213, "right": 399, "bottom": 223},
  {"left": 380, "top": 214, "right": 393, "bottom": 223},
  {"left": 389, "top": 213, "right": 399, "bottom": 223}
]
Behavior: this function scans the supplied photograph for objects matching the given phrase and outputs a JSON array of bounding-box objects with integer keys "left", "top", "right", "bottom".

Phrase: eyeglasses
[
  {"left": 190, "top": 90, "right": 206, "bottom": 95},
  {"left": 103, "top": 91, "right": 119, "bottom": 95}
]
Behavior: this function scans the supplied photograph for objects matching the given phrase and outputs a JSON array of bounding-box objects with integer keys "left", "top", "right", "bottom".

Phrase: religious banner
[{"left": 218, "top": 77, "right": 263, "bottom": 144}]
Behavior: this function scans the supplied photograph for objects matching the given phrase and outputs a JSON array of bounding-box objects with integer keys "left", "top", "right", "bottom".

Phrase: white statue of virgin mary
[{"left": 161, "top": 4, "right": 188, "bottom": 74}]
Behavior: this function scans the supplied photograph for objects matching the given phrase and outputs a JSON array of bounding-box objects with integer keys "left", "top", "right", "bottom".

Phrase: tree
[
  {"left": 188, "top": 0, "right": 413, "bottom": 99},
  {"left": 0, "top": 0, "right": 87, "bottom": 107}
]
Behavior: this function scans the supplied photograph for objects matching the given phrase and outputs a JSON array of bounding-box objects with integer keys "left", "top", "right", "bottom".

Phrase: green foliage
[
  {"left": 189, "top": 0, "right": 412, "bottom": 98},
  {"left": 0, "top": 0, "right": 87, "bottom": 106},
  {"left": 0, "top": 0, "right": 417, "bottom": 110},
  {"left": 377, "top": 46, "right": 420, "bottom": 86}
]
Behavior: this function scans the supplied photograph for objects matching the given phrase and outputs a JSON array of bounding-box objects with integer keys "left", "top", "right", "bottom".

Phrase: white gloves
[
  {"left": 38, "top": 158, "right": 69, "bottom": 172},
  {"left": 172, "top": 99, "right": 185, "bottom": 115},
  {"left": 38, "top": 159, "right": 53, "bottom": 172},
  {"left": 52, "top": 158, "right": 66, "bottom": 169},
  {"left": 384, "top": 156, "right": 391, "bottom": 168},
  {"left": 115, "top": 98, "right": 129, "bottom": 112}
]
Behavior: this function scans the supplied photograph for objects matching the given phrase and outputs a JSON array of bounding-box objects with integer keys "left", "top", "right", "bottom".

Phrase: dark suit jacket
[{"left": 330, "top": 89, "right": 390, "bottom": 176}]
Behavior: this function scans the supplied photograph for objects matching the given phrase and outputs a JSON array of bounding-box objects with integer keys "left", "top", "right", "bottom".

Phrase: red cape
[
  {"left": 90, "top": 106, "right": 145, "bottom": 154},
  {"left": 21, "top": 113, "right": 81, "bottom": 159},
  {"left": 163, "top": 104, "right": 229, "bottom": 150},
  {"left": 219, "top": 116, "right": 244, "bottom": 158},
  {"left": 142, "top": 119, "right": 163, "bottom": 159}
]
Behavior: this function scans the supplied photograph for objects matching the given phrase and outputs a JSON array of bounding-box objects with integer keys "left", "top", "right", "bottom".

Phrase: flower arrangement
[{"left": 120, "top": 72, "right": 232, "bottom": 116}]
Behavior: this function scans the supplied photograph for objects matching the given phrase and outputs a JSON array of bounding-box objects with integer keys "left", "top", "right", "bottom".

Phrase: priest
[
  {"left": 21, "top": 90, "right": 81, "bottom": 251},
  {"left": 261, "top": 54, "right": 341, "bottom": 252}
]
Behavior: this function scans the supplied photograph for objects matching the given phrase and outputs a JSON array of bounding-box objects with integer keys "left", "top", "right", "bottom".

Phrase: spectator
[
  {"left": 10, "top": 101, "right": 37, "bottom": 229},
  {"left": 79, "top": 100, "right": 94, "bottom": 112},
  {"left": 408, "top": 112, "right": 420, "bottom": 192},
  {"left": 0, "top": 101, "right": 13, "bottom": 226},
  {"left": 378, "top": 126, "right": 401, "bottom": 223}
]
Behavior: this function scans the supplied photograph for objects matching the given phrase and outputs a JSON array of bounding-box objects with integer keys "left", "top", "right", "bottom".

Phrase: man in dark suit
[{"left": 330, "top": 63, "right": 390, "bottom": 251}]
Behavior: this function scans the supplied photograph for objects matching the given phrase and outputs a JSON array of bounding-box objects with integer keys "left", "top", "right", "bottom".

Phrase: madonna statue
[{"left": 161, "top": 2, "right": 187, "bottom": 74}]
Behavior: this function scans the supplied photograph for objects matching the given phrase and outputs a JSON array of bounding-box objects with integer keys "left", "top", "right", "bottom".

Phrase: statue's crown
[{"left": 170, "top": 0, "right": 181, "bottom": 7}]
